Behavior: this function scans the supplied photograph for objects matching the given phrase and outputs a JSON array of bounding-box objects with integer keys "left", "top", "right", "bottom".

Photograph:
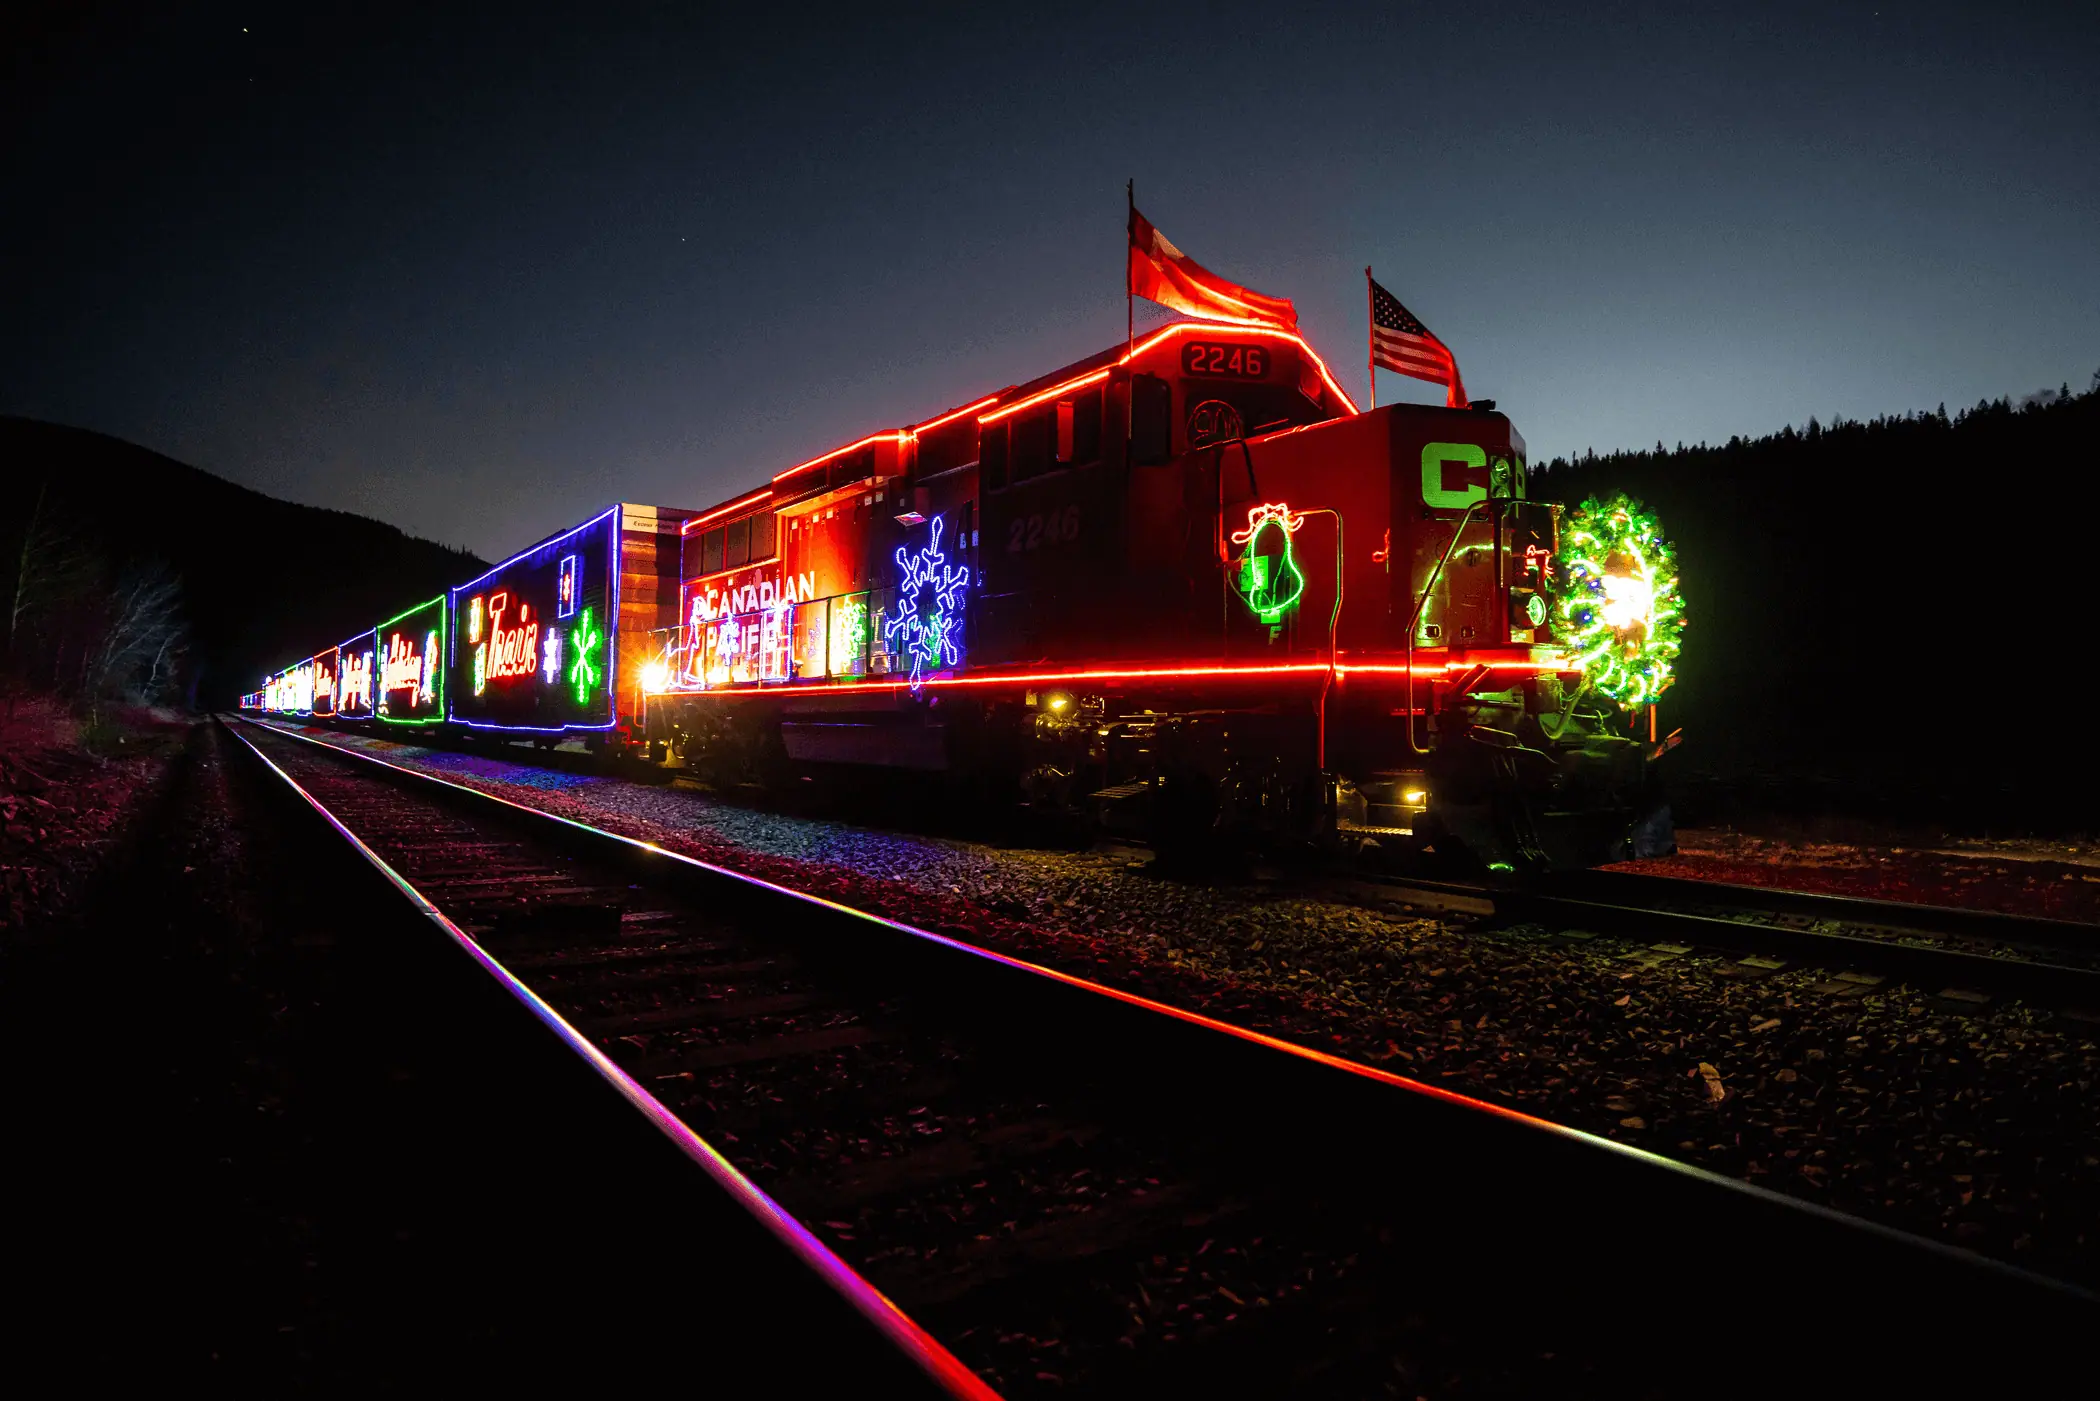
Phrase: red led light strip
[
  {"left": 980, "top": 322, "right": 1361, "bottom": 426},
  {"left": 659, "top": 654, "right": 1569, "bottom": 700},
  {"left": 751, "top": 400, "right": 1003, "bottom": 500},
  {"left": 908, "top": 394, "right": 1001, "bottom": 436},
  {"left": 692, "top": 401, "right": 999, "bottom": 531},
  {"left": 682, "top": 489, "right": 776, "bottom": 534},
  {"left": 770, "top": 431, "right": 910, "bottom": 484},
  {"left": 693, "top": 328, "right": 1356, "bottom": 524},
  {"left": 978, "top": 369, "right": 1113, "bottom": 426}
]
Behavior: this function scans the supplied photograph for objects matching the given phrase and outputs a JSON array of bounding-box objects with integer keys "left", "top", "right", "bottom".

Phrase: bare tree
[
  {"left": 78, "top": 560, "right": 186, "bottom": 717},
  {"left": 4, "top": 485, "right": 190, "bottom": 725},
  {"left": 7, "top": 481, "right": 94, "bottom": 664}
]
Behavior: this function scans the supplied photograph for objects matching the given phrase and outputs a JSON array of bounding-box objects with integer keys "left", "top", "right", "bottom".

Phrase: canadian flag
[{"left": 1128, "top": 206, "right": 1297, "bottom": 329}]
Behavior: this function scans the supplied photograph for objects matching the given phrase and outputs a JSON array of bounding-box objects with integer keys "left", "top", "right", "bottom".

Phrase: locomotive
[{"left": 248, "top": 318, "right": 1676, "bottom": 872}]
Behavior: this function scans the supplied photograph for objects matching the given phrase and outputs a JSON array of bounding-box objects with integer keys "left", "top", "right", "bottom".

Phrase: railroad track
[
  {"left": 1339, "top": 863, "right": 2100, "bottom": 1008},
  {"left": 225, "top": 717, "right": 2094, "bottom": 1396}
]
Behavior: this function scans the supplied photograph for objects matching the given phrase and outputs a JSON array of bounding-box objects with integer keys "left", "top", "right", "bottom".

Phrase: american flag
[{"left": 1369, "top": 275, "right": 1467, "bottom": 408}]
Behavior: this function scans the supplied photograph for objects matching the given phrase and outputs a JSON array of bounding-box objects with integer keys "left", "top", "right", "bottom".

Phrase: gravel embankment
[{"left": 260, "top": 721, "right": 2100, "bottom": 1286}]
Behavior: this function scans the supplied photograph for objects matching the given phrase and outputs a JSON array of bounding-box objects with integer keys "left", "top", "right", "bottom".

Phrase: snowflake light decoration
[{"left": 884, "top": 516, "right": 969, "bottom": 692}]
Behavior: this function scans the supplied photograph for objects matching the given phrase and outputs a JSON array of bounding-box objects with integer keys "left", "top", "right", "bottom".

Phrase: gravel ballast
[{"left": 258, "top": 721, "right": 2100, "bottom": 1287}]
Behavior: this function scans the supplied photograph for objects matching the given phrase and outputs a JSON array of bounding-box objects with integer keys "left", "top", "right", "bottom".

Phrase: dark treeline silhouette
[
  {"left": 1542, "top": 373, "right": 2100, "bottom": 831},
  {"left": 0, "top": 418, "right": 484, "bottom": 712}
]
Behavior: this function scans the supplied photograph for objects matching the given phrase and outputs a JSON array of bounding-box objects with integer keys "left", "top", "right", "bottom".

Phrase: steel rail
[
  {"left": 235, "top": 715, "right": 2093, "bottom": 1265},
  {"left": 227, "top": 715, "right": 2100, "bottom": 1395},
  {"left": 1553, "top": 865, "right": 2100, "bottom": 949},
  {"left": 222, "top": 720, "right": 1002, "bottom": 1401},
  {"left": 234, "top": 718, "right": 1773, "bottom": 1159}
]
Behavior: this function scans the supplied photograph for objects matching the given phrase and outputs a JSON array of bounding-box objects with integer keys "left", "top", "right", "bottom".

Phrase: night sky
[{"left": 5, "top": 3, "right": 2094, "bottom": 561}]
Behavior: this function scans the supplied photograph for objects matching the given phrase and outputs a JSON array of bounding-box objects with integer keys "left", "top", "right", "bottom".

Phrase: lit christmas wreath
[{"left": 1553, "top": 493, "right": 1685, "bottom": 708}]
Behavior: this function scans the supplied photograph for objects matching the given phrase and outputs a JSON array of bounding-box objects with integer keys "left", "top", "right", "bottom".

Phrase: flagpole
[
  {"left": 1365, "top": 265, "right": 1376, "bottom": 410},
  {"left": 1126, "top": 179, "right": 1136, "bottom": 440}
]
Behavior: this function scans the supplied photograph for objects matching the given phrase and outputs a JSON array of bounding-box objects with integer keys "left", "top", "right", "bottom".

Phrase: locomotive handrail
[
  {"left": 1291, "top": 507, "right": 1344, "bottom": 770},
  {"left": 1403, "top": 497, "right": 1494, "bottom": 755}
]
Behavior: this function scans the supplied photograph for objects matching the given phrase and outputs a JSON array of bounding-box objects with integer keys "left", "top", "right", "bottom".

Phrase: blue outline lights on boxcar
[{"left": 447, "top": 506, "right": 621, "bottom": 734}]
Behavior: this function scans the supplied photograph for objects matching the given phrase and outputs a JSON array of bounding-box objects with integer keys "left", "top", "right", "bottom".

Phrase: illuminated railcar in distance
[
  {"left": 287, "top": 659, "right": 316, "bottom": 716},
  {"left": 375, "top": 595, "right": 447, "bottom": 727},
  {"left": 309, "top": 646, "right": 339, "bottom": 719},
  {"left": 336, "top": 629, "right": 377, "bottom": 721}
]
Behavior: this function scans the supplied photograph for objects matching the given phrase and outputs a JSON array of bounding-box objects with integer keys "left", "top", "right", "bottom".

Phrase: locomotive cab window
[
  {"left": 1193, "top": 384, "right": 1328, "bottom": 444},
  {"left": 981, "top": 421, "right": 1009, "bottom": 492},
  {"left": 700, "top": 527, "right": 725, "bottom": 575},
  {"left": 725, "top": 516, "right": 750, "bottom": 569},
  {"left": 917, "top": 416, "right": 978, "bottom": 479},
  {"left": 1131, "top": 373, "right": 1172, "bottom": 464},
  {"left": 1052, "top": 388, "right": 1103, "bottom": 466},
  {"left": 1010, "top": 405, "right": 1052, "bottom": 482}
]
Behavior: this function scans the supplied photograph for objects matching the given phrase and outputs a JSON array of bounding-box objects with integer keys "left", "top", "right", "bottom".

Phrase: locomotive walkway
[{"left": 227, "top": 716, "right": 2094, "bottom": 1396}]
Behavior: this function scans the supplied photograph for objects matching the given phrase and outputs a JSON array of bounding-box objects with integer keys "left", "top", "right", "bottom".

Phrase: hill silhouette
[
  {"left": 0, "top": 418, "right": 484, "bottom": 709},
  {"left": 1542, "top": 377, "right": 2100, "bottom": 831}
]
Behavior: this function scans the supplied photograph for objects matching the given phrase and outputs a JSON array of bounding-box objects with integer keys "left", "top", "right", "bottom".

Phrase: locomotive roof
[{"left": 685, "top": 320, "right": 1360, "bottom": 525}]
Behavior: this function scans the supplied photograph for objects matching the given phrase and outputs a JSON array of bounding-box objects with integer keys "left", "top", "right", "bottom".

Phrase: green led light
[
  {"left": 830, "top": 597, "right": 867, "bottom": 672},
  {"left": 1233, "top": 504, "right": 1307, "bottom": 625},
  {"left": 570, "top": 606, "right": 603, "bottom": 703},
  {"left": 375, "top": 597, "right": 446, "bottom": 725},
  {"left": 1553, "top": 493, "right": 1686, "bottom": 708}
]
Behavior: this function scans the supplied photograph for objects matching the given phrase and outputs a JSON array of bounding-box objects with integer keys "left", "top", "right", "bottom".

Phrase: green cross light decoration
[{"left": 569, "top": 605, "right": 602, "bottom": 703}]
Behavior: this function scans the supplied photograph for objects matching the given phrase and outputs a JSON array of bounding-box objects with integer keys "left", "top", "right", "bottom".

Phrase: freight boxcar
[
  {"left": 335, "top": 629, "right": 376, "bottom": 721},
  {"left": 309, "top": 646, "right": 338, "bottom": 719},
  {"left": 287, "top": 658, "right": 316, "bottom": 716},
  {"left": 375, "top": 595, "right": 447, "bottom": 728},
  {"left": 446, "top": 504, "right": 692, "bottom": 748}
]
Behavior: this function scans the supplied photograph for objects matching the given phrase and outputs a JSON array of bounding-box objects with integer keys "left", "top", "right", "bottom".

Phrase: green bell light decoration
[{"left": 1231, "top": 503, "right": 1308, "bottom": 625}]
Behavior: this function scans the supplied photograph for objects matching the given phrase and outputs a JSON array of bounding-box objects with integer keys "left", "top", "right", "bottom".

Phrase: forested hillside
[
  {"left": 0, "top": 418, "right": 484, "bottom": 710},
  {"left": 1543, "top": 376, "right": 2100, "bottom": 828}
]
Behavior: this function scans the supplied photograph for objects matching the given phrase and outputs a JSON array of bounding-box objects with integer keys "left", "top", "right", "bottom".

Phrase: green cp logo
[{"left": 1421, "top": 442, "right": 1520, "bottom": 510}]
